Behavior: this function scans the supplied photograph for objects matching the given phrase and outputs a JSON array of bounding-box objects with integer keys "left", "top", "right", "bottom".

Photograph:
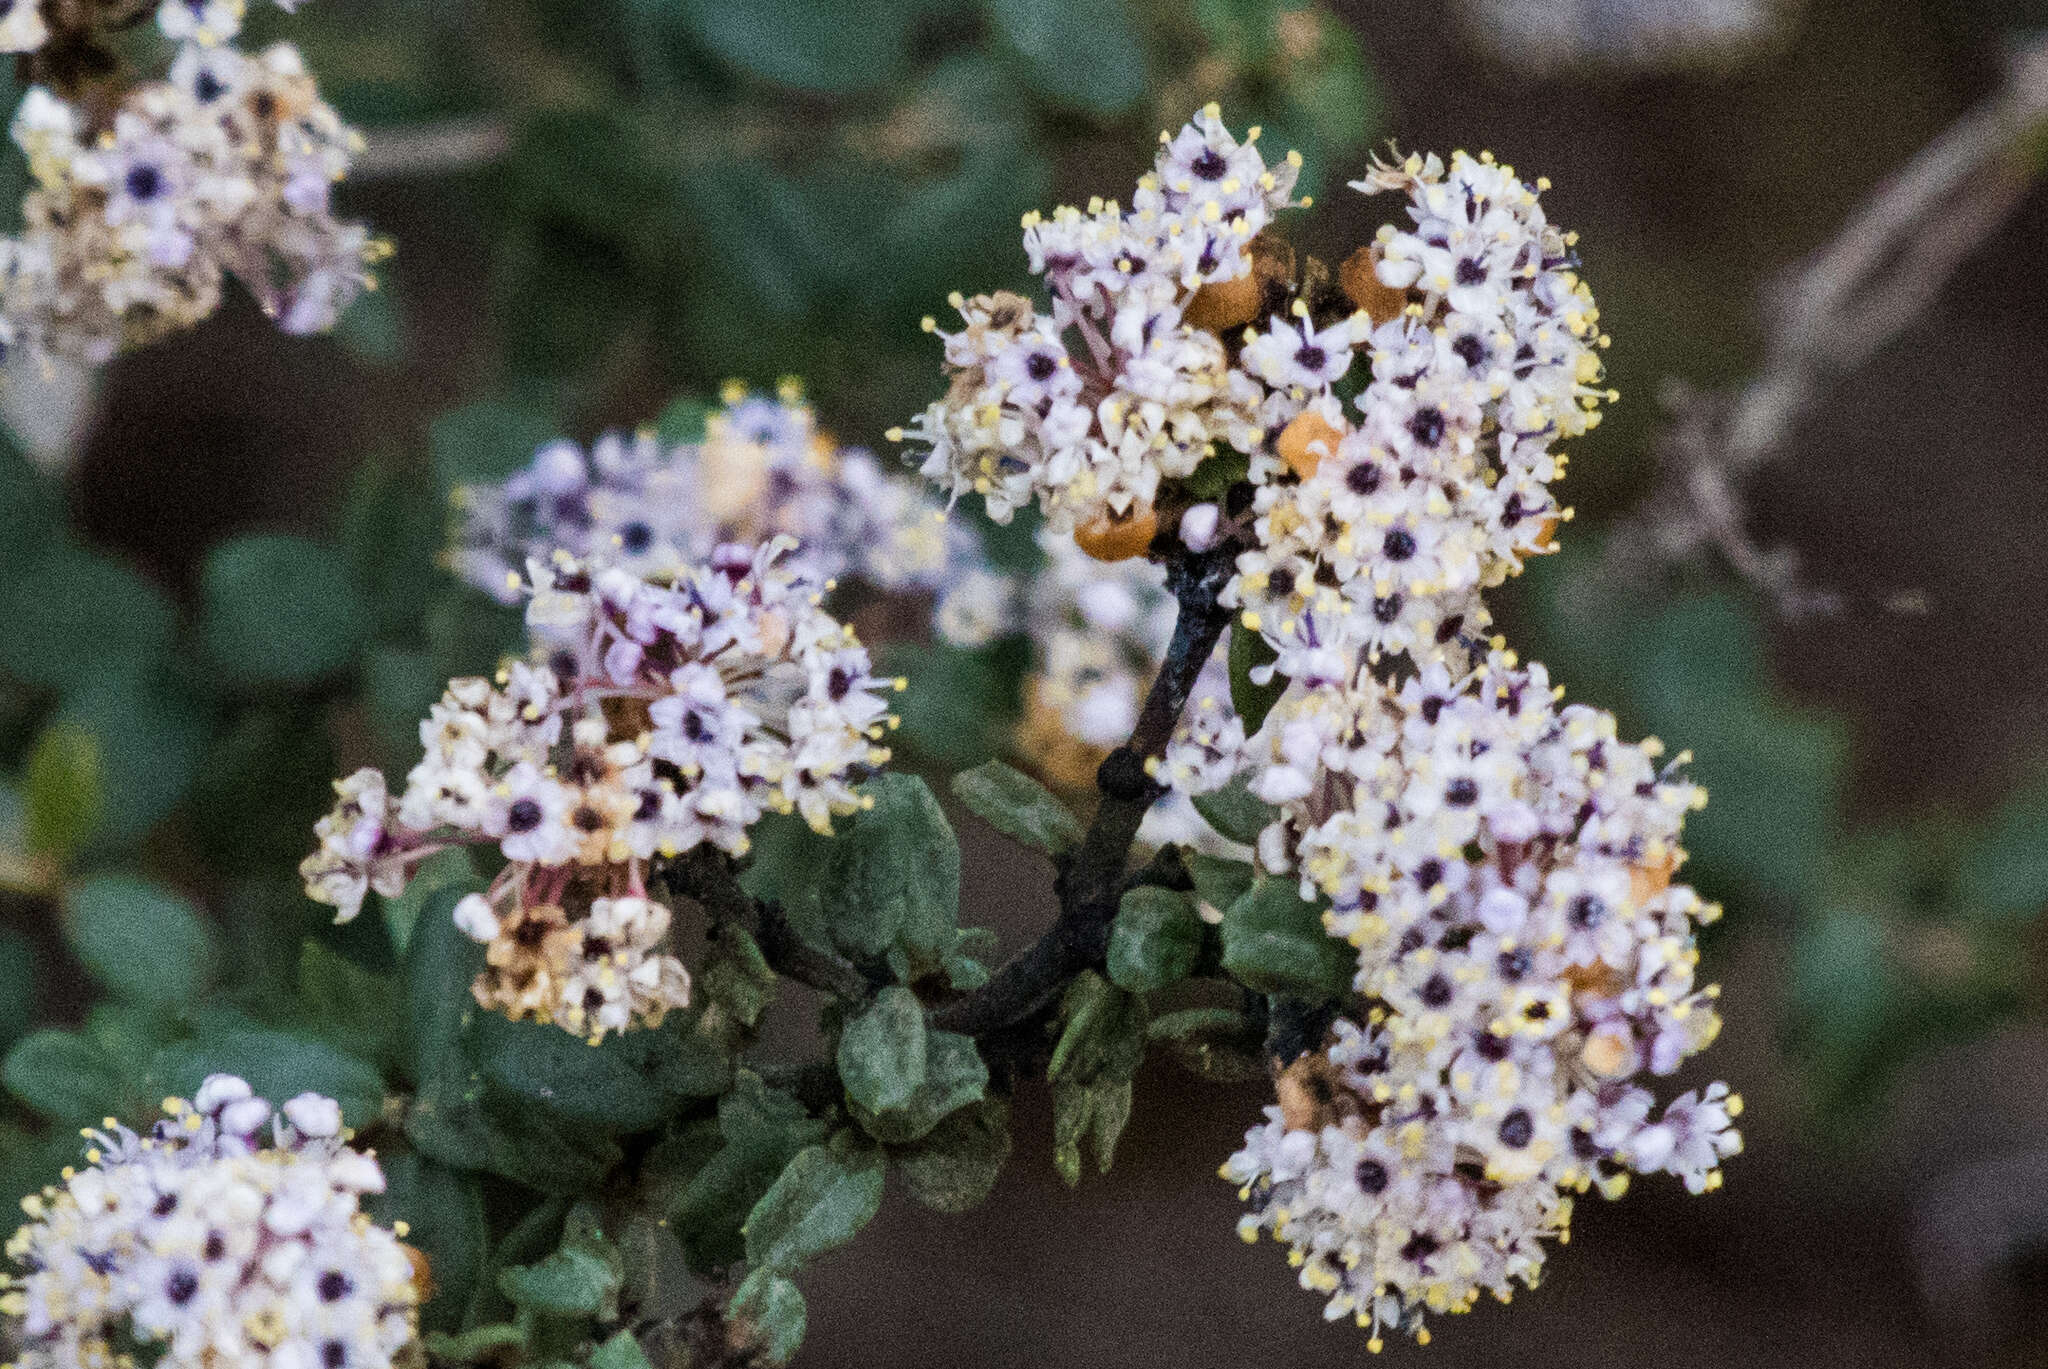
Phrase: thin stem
[
  {"left": 654, "top": 540, "right": 1239, "bottom": 1078},
  {"left": 1610, "top": 36, "right": 2048, "bottom": 615},
  {"left": 931, "top": 541, "right": 1238, "bottom": 1040},
  {"left": 663, "top": 846, "right": 873, "bottom": 1003},
  {"left": 352, "top": 117, "right": 514, "bottom": 180}
]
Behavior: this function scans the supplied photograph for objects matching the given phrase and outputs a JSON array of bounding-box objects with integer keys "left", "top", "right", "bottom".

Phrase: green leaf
[
  {"left": 364, "top": 647, "right": 444, "bottom": 766},
  {"left": 201, "top": 535, "right": 371, "bottom": 687},
  {"left": 1219, "top": 877, "right": 1353, "bottom": 999},
  {"left": 616, "top": 1202, "right": 700, "bottom": 1325},
  {"left": 838, "top": 987, "right": 987, "bottom": 1144},
  {"left": 0, "top": 435, "right": 60, "bottom": 581},
  {"left": 700, "top": 923, "right": 778, "bottom": 1033},
  {"left": 338, "top": 453, "right": 442, "bottom": 642},
  {"left": 1522, "top": 566, "right": 1845, "bottom": 905},
  {"left": 1191, "top": 775, "right": 1275, "bottom": 847},
  {"left": 368, "top": 1154, "right": 485, "bottom": 1332},
  {"left": 950, "top": 760, "right": 1084, "bottom": 856},
  {"left": 147, "top": 1029, "right": 386, "bottom": 1127},
  {"left": 856, "top": 1030, "right": 986, "bottom": 1145},
  {"left": 65, "top": 875, "right": 213, "bottom": 1009},
  {"left": 743, "top": 1140, "right": 885, "bottom": 1273},
  {"left": 3, "top": 1029, "right": 124, "bottom": 1123},
  {"left": 422, "top": 1324, "right": 528, "bottom": 1364},
  {"left": 727, "top": 1267, "right": 806, "bottom": 1365},
  {"left": 1958, "top": 781, "right": 2048, "bottom": 921},
  {"left": 875, "top": 641, "right": 1017, "bottom": 771},
  {"left": 0, "top": 928, "right": 34, "bottom": 1053},
  {"left": 1107, "top": 886, "right": 1203, "bottom": 992},
  {"left": 402, "top": 885, "right": 622, "bottom": 1191},
  {"left": 1183, "top": 449, "right": 1249, "bottom": 500},
  {"left": 379, "top": 847, "right": 481, "bottom": 957},
  {"left": 1052, "top": 1077, "right": 1131, "bottom": 1185},
  {"left": 473, "top": 1010, "right": 730, "bottom": 1132},
  {"left": 54, "top": 672, "right": 210, "bottom": 846},
  {"left": 1283, "top": 22, "right": 1381, "bottom": 154},
  {"left": 1228, "top": 623, "right": 1287, "bottom": 736},
  {"left": 498, "top": 1203, "right": 624, "bottom": 1320},
  {"left": 676, "top": 0, "right": 915, "bottom": 92},
  {"left": 988, "top": 0, "right": 1148, "bottom": 116},
  {"left": 410, "top": 1093, "right": 627, "bottom": 1198},
  {"left": 1186, "top": 853, "right": 1256, "bottom": 916},
  {"left": 298, "top": 940, "right": 405, "bottom": 1074},
  {"left": 1045, "top": 973, "right": 1145, "bottom": 1177},
  {"left": 671, "top": 1073, "right": 827, "bottom": 1274},
  {"left": 1047, "top": 971, "right": 1145, "bottom": 1087},
  {"left": 590, "top": 1330, "right": 655, "bottom": 1369},
  {"left": 816, "top": 774, "right": 964, "bottom": 982},
  {"left": 0, "top": 544, "right": 175, "bottom": 692},
  {"left": 1146, "top": 1006, "right": 1267, "bottom": 1082},
  {"left": 430, "top": 401, "right": 557, "bottom": 493},
  {"left": 896, "top": 1096, "right": 1011, "bottom": 1214},
  {"left": 81, "top": 1001, "right": 181, "bottom": 1092},
  {"left": 653, "top": 395, "right": 711, "bottom": 445},
  {"left": 836, "top": 986, "right": 927, "bottom": 1116},
  {"left": 23, "top": 721, "right": 100, "bottom": 868},
  {"left": 462, "top": 1196, "right": 571, "bottom": 1329},
  {"left": 1788, "top": 901, "right": 1897, "bottom": 1053}
]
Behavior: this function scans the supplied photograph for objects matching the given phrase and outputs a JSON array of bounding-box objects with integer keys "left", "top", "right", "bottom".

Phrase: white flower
[
  {"left": 0, "top": 0, "right": 50, "bottom": 53},
  {"left": 1241, "top": 310, "right": 1367, "bottom": 392},
  {"left": 451, "top": 892, "right": 500, "bottom": 942},
  {"left": 157, "top": 0, "right": 247, "bottom": 45}
]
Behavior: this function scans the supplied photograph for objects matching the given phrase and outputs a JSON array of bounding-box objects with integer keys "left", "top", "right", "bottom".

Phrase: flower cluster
[
  {"left": 0, "top": 0, "right": 375, "bottom": 365},
  {"left": 451, "top": 383, "right": 979, "bottom": 619},
  {"left": 1224, "top": 653, "right": 1738, "bottom": 1341},
  {"left": 1228, "top": 149, "right": 1608, "bottom": 674},
  {"left": 893, "top": 104, "right": 1305, "bottom": 532},
  {"left": 302, "top": 537, "right": 897, "bottom": 1039},
  {"left": 1, "top": 1075, "right": 417, "bottom": 1369},
  {"left": 902, "top": 110, "right": 1733, "bottom": 1346}
]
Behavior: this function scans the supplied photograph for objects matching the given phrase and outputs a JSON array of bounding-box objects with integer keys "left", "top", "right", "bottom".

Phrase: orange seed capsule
[
  {"left": 1629, "top": 853, "right": 1676, "bottom": 908},
  {"left": 1183, "top": 272, "right": 1264, "bottom": 332},
  {"left": 1074, "top": 503, "right": 1158, "bottom": 562},
  {"left": 402, "top": 1243, "right": 436, "bottom": 1301},
  {"left": 1581, "top": 1028, "right": 1632, "bottom": 1078},
  {"left": 1274, "top": 1052, "right": 1339, "bottom": 1133},
  {"left": 1339, "top": 245, "right": 1410, "bottom": 325},
  {"left": 1276, "top": 411, "right": 1344, "bottom": 481},
  {"left": 1562, "top": 960, "right": 1625, "bottom": 1000}
]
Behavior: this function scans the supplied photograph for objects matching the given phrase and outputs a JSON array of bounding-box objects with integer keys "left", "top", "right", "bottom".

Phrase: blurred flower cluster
[
  {"left": 0, "top": 0, "right": 375, "bottom": 365},
  {"left": 3, "top": 1075, "right": 417, "bottom": 1369}
]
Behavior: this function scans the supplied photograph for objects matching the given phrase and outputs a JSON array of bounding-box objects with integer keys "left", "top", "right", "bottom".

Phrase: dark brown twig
[
  {"left": 1610, "top": 37, "right": 2048, "bottom": 615},
  {"left": 931, "top": 540, "right": 1239, "bottom": 1040},
  {"left": 663, "top": 846, "right": 873, "bottom": 1004}
]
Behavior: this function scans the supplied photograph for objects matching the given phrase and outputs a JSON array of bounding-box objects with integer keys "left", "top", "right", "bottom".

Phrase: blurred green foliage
[{"left": 294, "top": 0, "right": 1381, "bottom": 431}]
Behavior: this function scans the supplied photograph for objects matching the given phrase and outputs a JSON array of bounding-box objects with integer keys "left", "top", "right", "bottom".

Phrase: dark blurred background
[{"left": 12, "top": 0, "right": 2048, "bottom": 1363}]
